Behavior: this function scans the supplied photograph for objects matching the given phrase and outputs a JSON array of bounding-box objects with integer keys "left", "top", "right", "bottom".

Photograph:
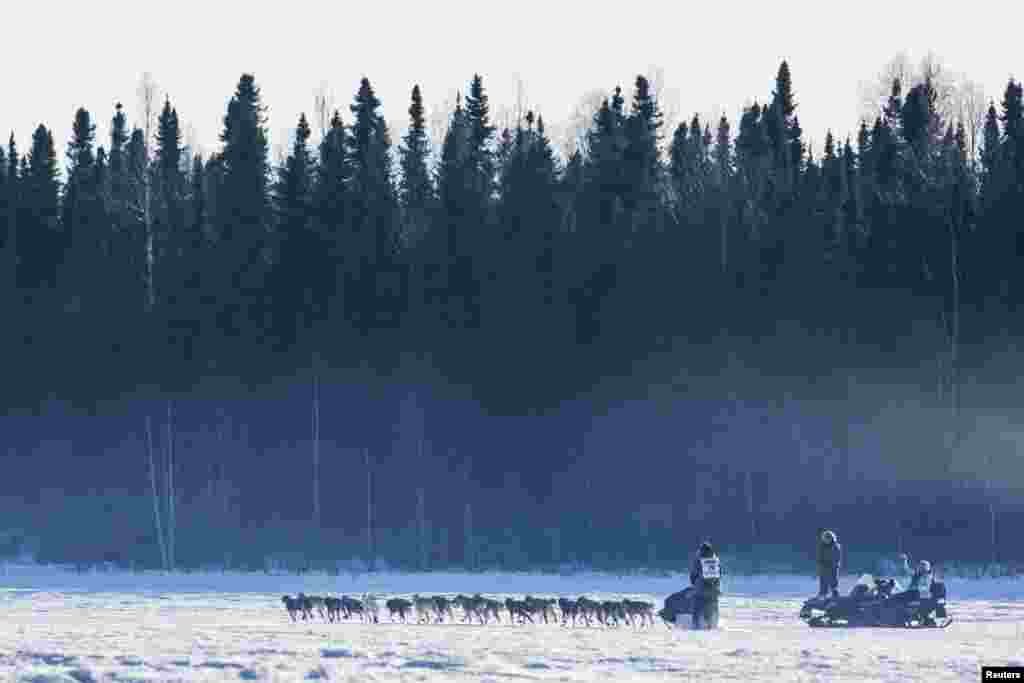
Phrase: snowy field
[{"left": 2, "top": 564, "right": 1024, "bottom": 682}]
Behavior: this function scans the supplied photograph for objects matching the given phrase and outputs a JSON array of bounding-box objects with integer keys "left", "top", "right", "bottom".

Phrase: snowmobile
[
  {"left": 799, "top": 574, "right": 953, "bottom": 628},
  {"left": 657, "top": 588, "right": 720, "bottom": 630}
]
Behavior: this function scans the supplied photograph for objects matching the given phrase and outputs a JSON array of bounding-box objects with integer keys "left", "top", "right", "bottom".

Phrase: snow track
[{"left": 2, "top": 568, "right": 1023, "bottom": 681}]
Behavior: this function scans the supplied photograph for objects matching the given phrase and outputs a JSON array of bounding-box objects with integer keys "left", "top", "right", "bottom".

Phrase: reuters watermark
[{"left": 983, "top": 667, "right": 1024, "bottom": 680}]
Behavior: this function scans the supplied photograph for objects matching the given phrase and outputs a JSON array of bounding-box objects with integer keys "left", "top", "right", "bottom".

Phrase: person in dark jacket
[
  {"left": 689, "top": 541, "right": 721, "bottom": 629},
  {"left": 890, "top": 559, "right": 933, "bottom": 605},
  {"left": 816, "top": 529, "right": 841, "bottom": 598}
]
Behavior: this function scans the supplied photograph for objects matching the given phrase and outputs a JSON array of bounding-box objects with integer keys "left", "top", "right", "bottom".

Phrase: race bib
[{"left": 701, "top": 557, "right": 721, "bottom": 579}]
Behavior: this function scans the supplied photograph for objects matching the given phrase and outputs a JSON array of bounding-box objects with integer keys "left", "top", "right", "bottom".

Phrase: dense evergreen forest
[{"left": 1, "top": 59, "right": 1023, "bottom": 573}]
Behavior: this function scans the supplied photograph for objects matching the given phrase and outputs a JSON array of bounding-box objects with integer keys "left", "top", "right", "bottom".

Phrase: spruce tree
[
  {"left": 668, "top": 120, "right": 689, "bottom": 215},
  {"left": 346, "top": 77, "right": 400, "bottom": 332},
  {"left": 689, "top": 114, "right": 711, "bottom": 200},
  {"left": 23, "top": 125, "right": 62, "bottom": 288},
  {"left": 900, "top": 82, "right": 935, "bottom": 154},
  {"left": 857, "top": 121, "right": 872, "bottom": 168},
  {"left": 314, "top": 110, "right": 349, "bottom": 238},
  {"left": 399, "top": 85, "right": 433, "bottom": 207},
  {"left": 6, "top": 134, "right": 16, "bottom": 190},
  {"left": 189, "top": 154, "right": 206, "bottom": 242},
  {"left": 773, "top": 61, "right": 796, "bottom": 121},
  {"left": 707, "top": 114, "right": 734, "bottom": 276},
  {"left": 999, "top": 79, "right": 1023, "bottom": 192},
  {"left": 436, "top": 93, "right": 468, "bottom": 220},
  {"left": 274, "top": 113, "right": 314, "bottom": 227},
  {"left": 529, "top": 115, "right": 560, "bottom": 303},
  {"left": 95, "top": 147, "right": 108, "bottom": 203},
  {"left": 173, "top": 152, "right": 211, "bottom": 370},
  {"left": 399, "top": 84, "right": 433, "bottom": 243},
  {"left": 980, "top": 102, "right": 1002, "bottom": 207},
  {"left": 62, "top": 108, "right": 98, "bottom": 237},
  {"left": 154, "top": 97, "right": 186, "bottom": 309},
  {"left": 218, "top": 74, "right": 270, "bottom": 241},
  {"left": 215, "top": 73, "right": 272, "bottom": 350},
  {"left": 823, "top": 130, "right": 838, "bottom": 195},
  {"left": 735, "top": 102, "right": 771, "bottom": 230},
  {"left": 842, "top": 137, "right": 861, "bottom": 235},
  {"left": 463, "top": 74, "right": 496, "bottom": 208},
  {"left": 108, "top": 103, "right": 131, "bottom": 224},
  {"left": 871, "top": 117, "right": 897, "bottom": 190},
  {"left": 622, "top": 75, "right": 664, "bottom": 228},
  {"left": 557, "top": 149, "right": 584, "bottom": 235},
  {"left": 2, "top": 135, "right": 18, "bottom": 384},
  {"left": 433, "top": 93, "right": 480, "bottom": 330},
  {"left": 883, "top": 78, "right": 903, "bottom": 131},
  {"left": 955, "top": 120, "right": 968, "bottom": 165},
  {"left": 123, "top": 127, "right": 149, "bottom": 304},
  {"left": 492, "top": 111, "right": 565, "bottom": 378},
  {"left": 495, "top": 126, "right": 516, "bottom": 200},
  {"left": 713, "top": 115, "right": 732, "bottom": 186},
  {"left": 584, "top": 92, "right": 628, "bottom": 227},
  {"left": 58, "top": 107, "right": 113, "bottom": 381},
  {"left": 790, "top": 115, "right": 805, "bottom": 180},
  {"left": 1001, "top": 79, "right": 1023, "bottom": 145},
  {"left": 5, "top": 134, "right": 17, "bottom": 279},
  {"left": 272, "top": 112, "right": 317, "bottom": 346},
  {"left": 0, "top": 142, "right": 8, "bottom": 278}
]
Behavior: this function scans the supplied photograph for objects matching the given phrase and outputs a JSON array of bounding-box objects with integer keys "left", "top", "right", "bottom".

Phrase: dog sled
[{"left": 657, "top": 587, "right": 721, "bottom": 630}]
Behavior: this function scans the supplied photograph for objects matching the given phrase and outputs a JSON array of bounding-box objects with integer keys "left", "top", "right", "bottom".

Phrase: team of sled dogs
[{"left": 281, "top": 592, "right": 658, "bottom": 627}]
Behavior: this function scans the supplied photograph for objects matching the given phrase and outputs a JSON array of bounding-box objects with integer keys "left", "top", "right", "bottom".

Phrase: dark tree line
[{"left": 1, "top": 64, "right": 1023, "bottom": 571}]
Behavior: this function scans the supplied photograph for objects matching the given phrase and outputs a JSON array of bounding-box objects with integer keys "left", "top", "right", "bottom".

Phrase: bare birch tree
[
  {"left": 165, "top": 400, "right": 176, "bottom": 570},
  {"left": 558, "top": 88, "right": 608, "bottom": 159},
  {"left": 514, "top": 76, "right": 528, "bottom": 128},
  {"left": 493, "top": 104, "right": 516, "bottom": 135},
  {"left": 143, "top": 403, "right": 178, "bottom": 571},
  {"left": 857, "top": 52, "right": 914, "bottom": 122},
  {"left": 313, "top": 81, "right": 336, "bottom": 143},
  {"left": 145, "top": 415, "right": 168, "bottom": 570},
  {"left": 918, "top": 52, "right": 958, "bottom": 122},
  {"left": 938, "top": 217, "right": 962, "bottom": 461},
  {"left": 646, "top": 65, "right": 681, "bottom": 153},
  {"left": 136, "top": 72, "right": 160, "bottom": 312},
  {"left": 858, "top": 52, "right": 961, "bottom": 126},
  {"left": 952, "top": 75, "right": 986, "bottom": 165},
  {"left": 428, "top": 91, "right": 458, "bottom": 167},
  {"left": 960, "top": 416, "right": 1007, "bottom": 567}
]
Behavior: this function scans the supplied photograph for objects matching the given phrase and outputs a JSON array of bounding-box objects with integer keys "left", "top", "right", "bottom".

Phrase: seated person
[{"left": 889, "top": 560, "right": 933, "bottom": 603}]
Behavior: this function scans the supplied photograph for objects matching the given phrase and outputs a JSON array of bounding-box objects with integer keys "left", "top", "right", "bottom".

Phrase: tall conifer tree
[
  {"left": 215, "top": 73, "right": 272, "bottom": 349},
  {"left": 399, "top": 84, "right": 433, "bottom": 243}
]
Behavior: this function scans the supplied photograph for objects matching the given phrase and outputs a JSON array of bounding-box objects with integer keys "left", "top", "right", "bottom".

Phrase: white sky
[{"left": 4, "top": 1, "right": 1021, "bottom": 170}]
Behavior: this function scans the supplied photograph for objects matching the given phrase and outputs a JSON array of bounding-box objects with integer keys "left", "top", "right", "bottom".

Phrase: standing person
[
  {"left": 689, "top": 541, "right": 721, "bottom": 629},
  {"left": 816, "top": 529, "right": 842, "bottom": 598}
]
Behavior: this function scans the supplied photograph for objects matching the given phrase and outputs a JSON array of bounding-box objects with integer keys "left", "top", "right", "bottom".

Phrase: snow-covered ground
[{"left": 2, "top": 564, "right": 1023, "bottom": 681}]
